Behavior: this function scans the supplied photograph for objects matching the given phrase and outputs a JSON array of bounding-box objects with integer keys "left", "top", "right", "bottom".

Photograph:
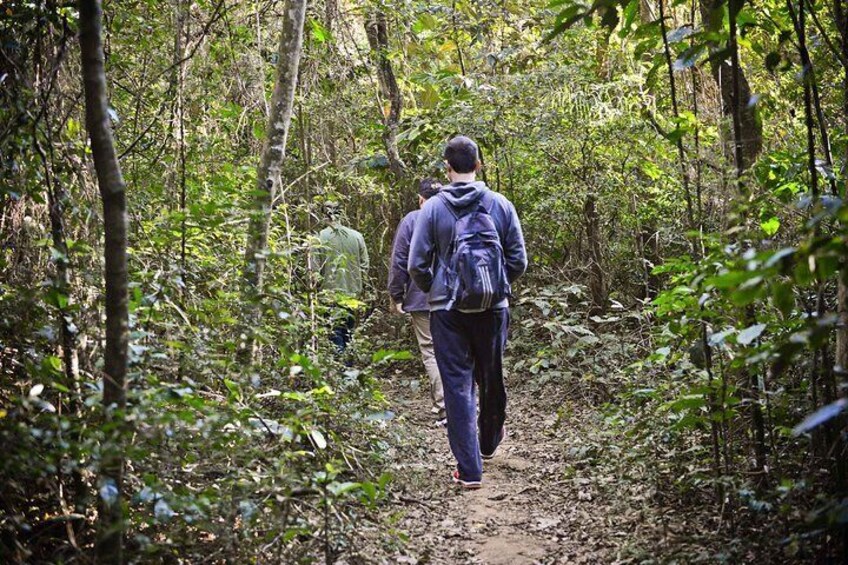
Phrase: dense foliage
[{"left": 2, "top": 0, "right": 848, "bottom": 561}]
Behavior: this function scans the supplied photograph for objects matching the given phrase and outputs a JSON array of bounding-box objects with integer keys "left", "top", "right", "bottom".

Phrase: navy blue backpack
[{"left": 439, "top": 192, "right": 510, "bottom": 311}]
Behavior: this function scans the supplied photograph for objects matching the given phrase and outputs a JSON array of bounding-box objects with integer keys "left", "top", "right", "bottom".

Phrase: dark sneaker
[
  {"left": 481, "top": 426, "right": 507, "bottom": 460},
  {"left": 452, "top": 469, "right": 482, "bottom": 489}
]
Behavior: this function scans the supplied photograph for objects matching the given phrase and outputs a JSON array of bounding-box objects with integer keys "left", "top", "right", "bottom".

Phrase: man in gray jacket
[
  {"left": 408, "top": 136, "right": 527, "bottom": 489},
  {"left": 388, "top": 179, "right": 445, "bottom": 424}
]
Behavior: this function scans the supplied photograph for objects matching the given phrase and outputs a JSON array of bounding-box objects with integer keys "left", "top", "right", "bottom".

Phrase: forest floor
[
  {"left": 347, "top": 312, "right": 731, "bottom": 565},
  {"left": 337, "top": 290, "right": 790, "bottom": 565},
  {"left": 366, "top": 377, "right": 621, "bottom": 564}
]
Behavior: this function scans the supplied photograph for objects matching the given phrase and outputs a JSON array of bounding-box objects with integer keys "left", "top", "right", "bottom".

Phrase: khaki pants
[{"left": 411, "top": 311, "right": 445, "bottom": 412}]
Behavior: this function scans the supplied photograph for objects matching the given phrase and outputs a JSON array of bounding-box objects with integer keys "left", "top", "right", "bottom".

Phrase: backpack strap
[
  {"left": 437, "top": 189, "right": 496, "bottom": 257},
  {"left": 436, "top": 192, "right": 459, "bottom": 258},
  {"left": 436, "top": 192, "right": 459, "bottom": 220}
]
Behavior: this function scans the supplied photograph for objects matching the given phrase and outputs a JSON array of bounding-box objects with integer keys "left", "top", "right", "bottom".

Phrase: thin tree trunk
[
  {"left": 451, "top": 0, "right": 467, "bottom": 75},
  {"left": 175, "top": 0, "right": 188, "bottom": 284},
  {"left": 34, "top": 139, "right": 80, "bottom": 402},
  {"left": 79, "top": 0, "right": 130, "bottom": 561},
  {"left": 700, "top": 0, "right": 762, "bottom": 169},
  {"left": 690, "top": 0, "right": 704, "bottom": 238},
  {"left": 31, "top": 11, "right": 79, "bottom": 398},
  {"left": 727, "top": 0, "right": 747, "bottom": 177},
  {"left": 174, "top": 0, "right": 189, "bottom": 380},
  {"left": 365, "top": 11, "right": 406, "bottom": 182},
  {"left": 240, "top": 0, "right": 307, "bottom": 363},
  {"left": 789, "top": 0, "right": 837, "bottom": 196},
  {"left": 658, "top": 0, "right": 694, "bottom": 234},
  {"left": 629, "top": 193, "right": 652, "bottom": 299},
  {"left": 325, "top": 0, "right": 337, "bottom": 32},
  {"left": 833, "top": 0, "right": 848, "bottom": 381},
  {"left": 701, "top": 320, "right": 723, "bottom": 505},
  {"left": 47, "top": 172, "right": 80, "bottom": 394},
  {"left": 788, "top": 0, "right": 837, "bottom": 434},
  {"left": 323, "top": 0, "right": 338, "bottom": 168},
  {"left": 640, "top": 0, "right": 655, "bottom": 23},
  {"left": 728, "top": 0, "right": 768, "bottom": 484},
  {"left": 584, "top": 193, "right": 606, "bottom": 314}
]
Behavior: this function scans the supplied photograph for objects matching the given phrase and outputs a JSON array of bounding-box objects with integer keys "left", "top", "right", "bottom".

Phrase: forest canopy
[{"left": 2, "top": 0, "right": 848, "bottom": 561}]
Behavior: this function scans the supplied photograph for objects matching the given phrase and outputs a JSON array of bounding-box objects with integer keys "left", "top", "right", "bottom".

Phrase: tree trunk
[
  {"left": 325, "top": 0, "right": 338, "bottom": 33},
  {"left": 726, "top": 0, "right": 768, "bottom": 485},
  {"left": 640, "top": 0, "right": 655, "bottom": 23},
  {"left": 365, "top": 11, "right": 406, "bottom": 182},
  {"left": 699, "top": 0, "right": 763, "bottom": 169},
  {"left": 658, "top": 0, "right": 695, "bottom": 235},
  {"left": 174, "top": 0, "right": 188, "bottom": 283},
  {"left": 79, "top": 0, "right": 130, "bottom": 561},
  {"left": 584, "top": 193, "right": 607, "bottom": 314},
  {"left": 240, "top": 0, "right": 307, "bottom": 362},
  {"left": 48, "top": 176, "right": 80, "bottom": 394},
  {"left": 834, "top": 0, "right": 848, "bottom": 381}
]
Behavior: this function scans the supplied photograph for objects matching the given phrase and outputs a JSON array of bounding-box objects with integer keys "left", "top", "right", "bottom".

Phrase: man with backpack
[
  {"left": 408, "top": 136, "right": 527, "bottom": 489},
  {"left": 388, "top": 178, "right": 447, "bottom": 425}
]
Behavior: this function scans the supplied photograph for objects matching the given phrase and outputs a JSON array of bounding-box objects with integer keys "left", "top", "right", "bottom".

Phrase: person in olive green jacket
[{"left": 314, "top": 204, "right": 369, "bottom": 353}]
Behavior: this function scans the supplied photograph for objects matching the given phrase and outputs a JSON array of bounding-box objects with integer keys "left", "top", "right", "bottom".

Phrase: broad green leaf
[{"left": 760, "top": 216, "right": 779, "bottom": 236}]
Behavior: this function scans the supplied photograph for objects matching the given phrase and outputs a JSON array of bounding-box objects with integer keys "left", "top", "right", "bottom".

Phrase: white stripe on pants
[{"left": 411, "top": 311, "right": 445, "bottom": 412}]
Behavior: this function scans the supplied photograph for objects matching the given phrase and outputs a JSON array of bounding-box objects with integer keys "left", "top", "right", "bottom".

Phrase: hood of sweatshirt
[{"left": 439, "top": 180, "right": 488, "bottom": 211}]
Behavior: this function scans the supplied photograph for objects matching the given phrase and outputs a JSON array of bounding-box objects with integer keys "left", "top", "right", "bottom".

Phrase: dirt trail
[{"left": 373, "top": 374, "right": 619, "bottom": 564}]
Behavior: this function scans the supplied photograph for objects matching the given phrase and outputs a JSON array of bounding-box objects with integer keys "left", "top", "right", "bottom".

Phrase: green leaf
[
  {"left": 223, "top": 379, "right": 241, "bottom": 400},
  {"left": 360, "top": 481, "right": 377, "bottom": 503},
  {"left": 52, "top": 381, "right": 70, "bottom": 393},
  {"left": 420, "top": 84, "right": 441, "bottom": 109},
  {"left": 329, "top": 481, "right": 360, "bottom": 496},
  {"left": 310, "top": 18, "right": 331, "bottom": 43},
  {"left": 371, "top": 349, "right": 414, "bottom": 363},
  {"left": 771, "top": 282, "right": 794, "bottom": 316},
  {"left": 42, "top": 355, "right": 62, "bottom": 374},
  {"left": 664, "top": 394, "right": 706, "bottom": 412},
  {"left": 412, "top": 13, "right": 439, "bottom": 34},
  {"left": 45, "top": 288, "right": 69, "bottom": 309},
  {"left": 619, "top": 0, "right": 639, "bottom": 36},
  {"left": 760, "top": 216, "right": 779, "bottom": 236}
]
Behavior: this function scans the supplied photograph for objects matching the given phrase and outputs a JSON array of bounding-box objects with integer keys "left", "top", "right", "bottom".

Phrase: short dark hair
[
  {"left": 443, "top": 136, "right": 479, "bottom": 174},
  {"left": 324, "top": 201, "right": 341, "bottom": 221},
  {"left": 418, "top": 178, "right": 442, "bottom": 199}
]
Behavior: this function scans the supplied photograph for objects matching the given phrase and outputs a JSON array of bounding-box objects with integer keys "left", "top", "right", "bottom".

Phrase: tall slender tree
[
  {"left": 727, "top": 0, "right": 768, "bottom": 484},
  {"left": 365, "top": 10, "right": 406, "bottom": 182},
  {"left": 240, "top": 0, "right": 308, "bottom": 362},
  {"left": 78, "top": 0, "right": 130, "bottom": 561},
  {"left": 700, "top": 0, "right": 762, "bottom": 169},
  {"left": 834, "top": 0, "right": 848, "bottom": 383},
  {"left": 658, "top": 0, "right": 694, "bottom": 233}
]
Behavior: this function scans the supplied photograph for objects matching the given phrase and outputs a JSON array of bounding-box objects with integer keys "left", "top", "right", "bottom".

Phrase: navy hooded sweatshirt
[
  {"left": 407, "top": 181, "right": 527, "bottom": 312},
  {"left": 388, "top": 210, "right": 430, "bottom": 312}
]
